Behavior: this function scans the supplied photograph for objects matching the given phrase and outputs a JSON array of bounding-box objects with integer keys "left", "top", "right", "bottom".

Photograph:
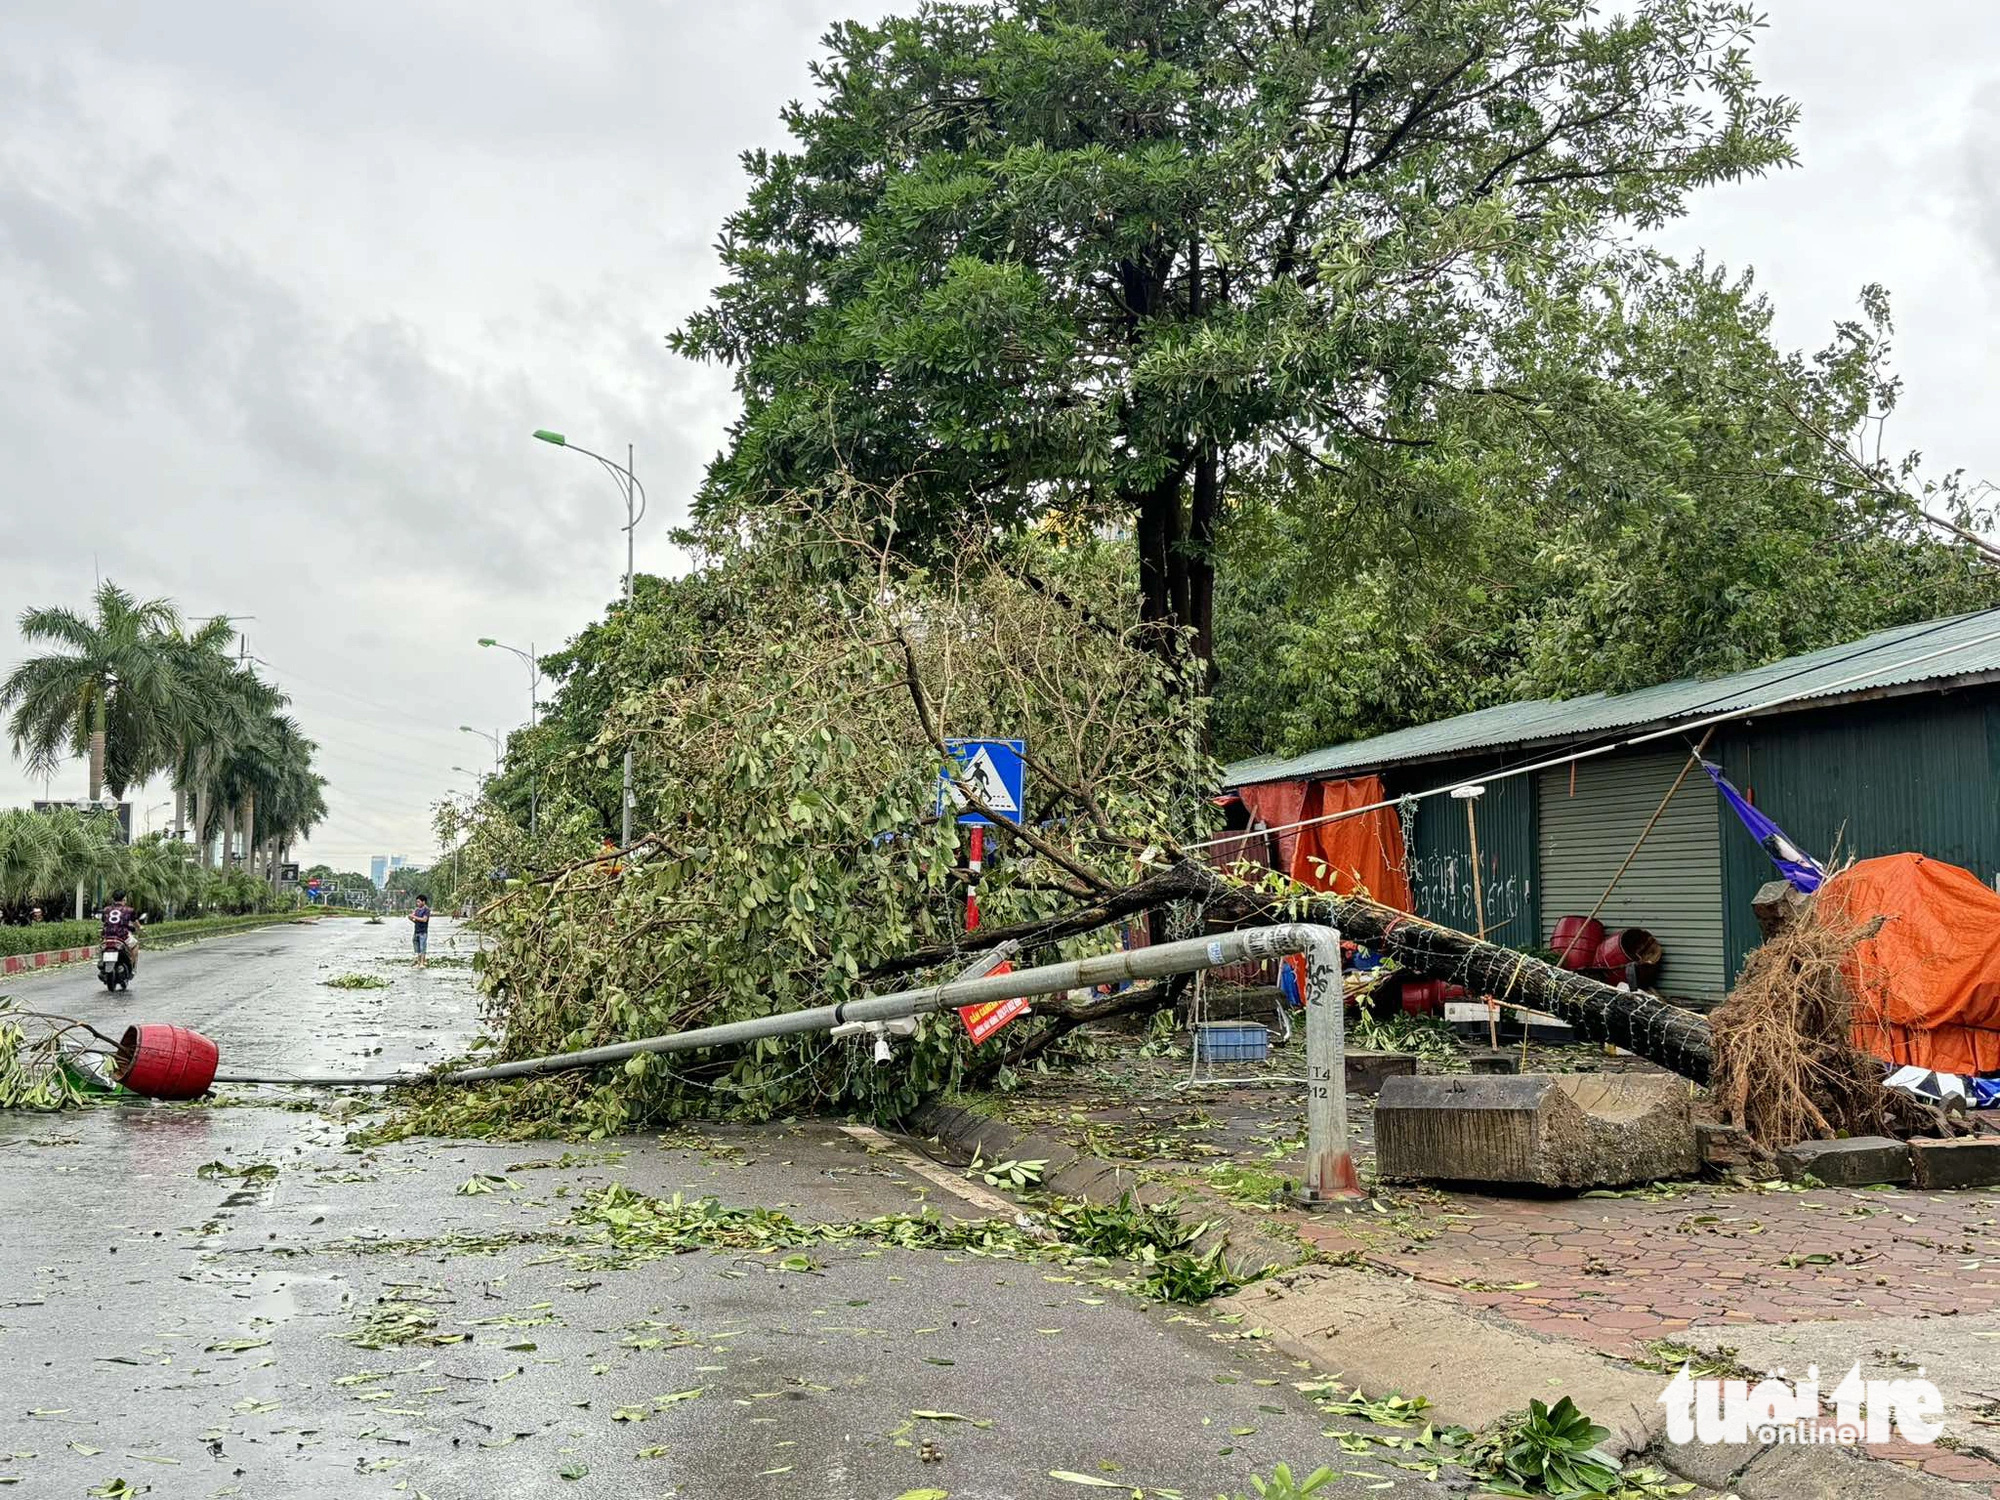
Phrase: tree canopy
[
  {"left": 411, "top": 490, "right": 1213, "bottom": 1136},
  {"left": 1212, "top": 266, "right": 2000, "bottom": 756},
  {"left": 674, "top": 0, "right": 1799, "bottom": 671}
]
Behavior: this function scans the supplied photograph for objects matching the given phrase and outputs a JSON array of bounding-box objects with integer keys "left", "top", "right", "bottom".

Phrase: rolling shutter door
[{"left": 1537, "top": 750, "right": 1726, "bottom": 1002}]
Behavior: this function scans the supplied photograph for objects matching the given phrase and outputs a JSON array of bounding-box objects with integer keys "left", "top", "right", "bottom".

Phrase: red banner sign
[{"left": 957, "top": 995, "right": 1030, "bottom": 1044}]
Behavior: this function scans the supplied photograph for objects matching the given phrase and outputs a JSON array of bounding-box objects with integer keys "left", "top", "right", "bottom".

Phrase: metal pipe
[
  {"left": 209, "top": 925, "right": 1360, "bottom": 1200},
  {"left": 442, "top": 923, "right": 1359, "bottom": 1198}
]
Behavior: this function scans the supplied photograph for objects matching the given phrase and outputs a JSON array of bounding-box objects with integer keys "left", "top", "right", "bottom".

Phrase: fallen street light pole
[{"left": 204, "top": 923, "right": 1360, "bottom": 1201}]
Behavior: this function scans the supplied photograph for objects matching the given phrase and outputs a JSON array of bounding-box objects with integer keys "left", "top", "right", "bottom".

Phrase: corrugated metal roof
[{"left": 1224, "top": 608, "right": 2000, "bottom": 786}]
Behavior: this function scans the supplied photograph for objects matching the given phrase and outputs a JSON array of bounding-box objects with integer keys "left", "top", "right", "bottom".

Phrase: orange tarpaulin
[
  {"left": 1823, "top": 854, "right": 2000, "bottom": 1076},
  {"left": 1235, "top": 775, "right": 1413, "bottom": 911}
]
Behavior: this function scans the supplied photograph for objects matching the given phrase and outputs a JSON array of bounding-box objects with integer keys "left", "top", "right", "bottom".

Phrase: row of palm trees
[
  {"left": 0, "top": 807, "right": 279, "bottom": 919},
  {"left": 1, "top": 582, "right": 327, "bottom": 884}
]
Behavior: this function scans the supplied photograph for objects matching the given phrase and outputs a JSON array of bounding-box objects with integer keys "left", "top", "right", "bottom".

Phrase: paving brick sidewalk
[
  {"left": 956, "top": 1032, "right": 2000, "bottom": 1494},
  {"left": 1303, "top": 1181, "right": 2000, "bottom": 1494}
]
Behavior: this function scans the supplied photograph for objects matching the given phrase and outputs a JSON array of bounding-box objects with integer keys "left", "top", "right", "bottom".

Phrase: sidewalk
[{"left": 922, "top": 1026, "right": 2000, "bottom": 1497}]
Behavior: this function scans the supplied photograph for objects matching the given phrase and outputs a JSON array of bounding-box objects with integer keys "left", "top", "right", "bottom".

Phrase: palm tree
[
  {"left": 1, "top": 582, "right": 187, "bottom": 805},
  {"left": 0, "top": 805, "right": 125, "bottom": 917},
  {"left": 189, "top": 668, "right": 287, "bottom": 869},
  {"left": 127, "top": 833, "right": 199, "bottom": 918},
  {"left": 247, "top": 717, "right": 325, "bottom": 886},
  {"left": 162, "top": 618, "right": 241, "bottom": 841}
]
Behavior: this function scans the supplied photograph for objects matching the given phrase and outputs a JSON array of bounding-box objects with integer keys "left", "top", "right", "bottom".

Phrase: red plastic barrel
[
  {"left": 1595, "top": 928, "right": 1662, "bottom": 972},
  {"left": 1397, "top": 979, "right": 1468, "bottom": 1014},
  {"left": 113, "top": 1024, "right": 219, "bottom": 1100},
  {"left": 1549, "top": 916, "right": 1606, "bottom": 971}
]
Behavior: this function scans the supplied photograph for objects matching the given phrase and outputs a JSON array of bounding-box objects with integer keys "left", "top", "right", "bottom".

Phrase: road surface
[{"left": 0, "top": 918, "right": 1455, "bottom": 1499}]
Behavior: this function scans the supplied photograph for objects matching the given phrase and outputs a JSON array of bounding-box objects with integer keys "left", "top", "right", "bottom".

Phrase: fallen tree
[
  {"left": 423, "top": 485, "right": 1717, "bottom": 1138},
  {"left": 875, "top": 857, "right": 1716, "bottom": 1084}
]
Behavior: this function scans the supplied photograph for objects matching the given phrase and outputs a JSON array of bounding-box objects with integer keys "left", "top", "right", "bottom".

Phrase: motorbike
[{"left": 98, "top": 936, "right": 133, "bottom": 991}]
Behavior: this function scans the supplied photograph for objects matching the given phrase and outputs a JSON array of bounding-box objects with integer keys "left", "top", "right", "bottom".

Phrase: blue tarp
[{"left": 1702, "top": 760, "right": 1824, "bottom": 893}]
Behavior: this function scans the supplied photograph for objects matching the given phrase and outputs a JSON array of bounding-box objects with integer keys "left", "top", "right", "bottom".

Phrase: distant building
[
  {"left": 369, "top": 856, "right": 388, "bottom": 890},
  {"left": 390, "top": 855, "right": 407, "bottom": 872}
]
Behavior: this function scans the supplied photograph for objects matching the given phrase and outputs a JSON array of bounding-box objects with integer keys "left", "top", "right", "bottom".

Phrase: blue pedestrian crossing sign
[{"left": 938, "top": 738, "right": 1025, "bottom": 825}]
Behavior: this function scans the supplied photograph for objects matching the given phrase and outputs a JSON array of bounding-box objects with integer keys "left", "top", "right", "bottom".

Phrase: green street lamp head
[
  {"left": 477, "top": 638, "right": 497, "bottom": 648},
  {"left": 532, "top": 429, "right": 566, "bottom": 447},
  {"left": 458, "top": 725, "right": 476, "bottom": 734}
]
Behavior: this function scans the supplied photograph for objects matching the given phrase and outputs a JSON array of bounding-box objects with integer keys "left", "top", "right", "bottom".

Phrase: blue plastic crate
[{"left": 1193, "top": 1021, "right": 1270, "bottom": 1063}]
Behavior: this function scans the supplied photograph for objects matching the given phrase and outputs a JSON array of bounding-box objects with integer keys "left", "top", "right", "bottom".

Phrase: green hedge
[{"left": 0, "top": 911, "right": 310, "bottom": 960}]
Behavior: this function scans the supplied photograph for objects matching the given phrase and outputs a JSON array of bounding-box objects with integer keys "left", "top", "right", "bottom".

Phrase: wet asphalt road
[{"left": 0, "top": 919, "right": 1458, "bottom": 1500}]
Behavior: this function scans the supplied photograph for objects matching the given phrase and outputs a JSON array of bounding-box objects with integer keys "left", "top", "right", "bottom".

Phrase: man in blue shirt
[{"left": 408, "top": 895, "right": 431, "bottom": 968}]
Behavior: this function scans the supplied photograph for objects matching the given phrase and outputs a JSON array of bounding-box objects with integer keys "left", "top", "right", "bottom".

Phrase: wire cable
[{"left": 1199, "top": 610, "right": 2000, "bottom": 851}]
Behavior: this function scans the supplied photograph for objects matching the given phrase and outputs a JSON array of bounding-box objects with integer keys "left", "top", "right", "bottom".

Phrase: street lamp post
[
  {"left": 476, "top": 640, "right": 540, "bottom": 835},
  {"left": 533, "top": 428, "right": 646, "bottom": 847},
  {"left": 458, "top": 725, "right": 501, "bottom": 772}
]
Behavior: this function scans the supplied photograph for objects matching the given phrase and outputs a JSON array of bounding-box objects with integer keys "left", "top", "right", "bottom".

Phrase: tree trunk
[
  {"left": 240, "top": 792, "right": 255, "bottom": 869},
  {"left": 173, "top": 785, "right": 186, "bottom": 841},
  {"left": 1186, "top": 442, "right": 1220, "bottom": 688},
  {"left": 220, "top": 802, "right": 235, "bottom": 869},
  {"left": 1128, "top": 458, "right": 1218, "bottom": 690},
  {"left": 1133, "top": 470, "right": 1183, "bottom": 639},
  {"left": 868, "top": 859, "right": 1716, "bottom": 1085},
  {"left": 1284, "top": 890, "right": 1714, "bottom": 1084},
  {"left": 87, "top": 726, "right": 106, "bottom": 805}
]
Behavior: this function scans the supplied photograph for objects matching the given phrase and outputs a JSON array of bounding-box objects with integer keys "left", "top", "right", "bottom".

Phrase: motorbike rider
[{"left": 101, "top": 888, "right": 140, "bottom": 974}]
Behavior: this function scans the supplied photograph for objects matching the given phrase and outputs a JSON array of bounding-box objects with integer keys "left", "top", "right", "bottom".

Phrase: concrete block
[
  {"left": 1468, "top": 1050, "right": 1521, "bottom": 1075},
  {"left": 1910, "top": 1136, "right": 2000, "bottom": 1190},
  {"left": 1344, "top": 1051, "right": 1416, "bottom": 1095},
  {"left": 1374, "top": 1073, "right": 1696, "bottom": 1190},
  {"left": 1776, "top": 1135, "right": 1911, "bottom": 1187}
]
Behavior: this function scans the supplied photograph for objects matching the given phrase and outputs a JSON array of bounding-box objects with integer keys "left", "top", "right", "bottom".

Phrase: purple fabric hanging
[{"left": 1702, "top": 761, "right": 1824, "bottom": 893}]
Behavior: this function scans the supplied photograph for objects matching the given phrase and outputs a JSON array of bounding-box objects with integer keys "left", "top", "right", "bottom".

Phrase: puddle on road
[{"left": 203, "top": 1264, "right": 352, "bottom": 1326}]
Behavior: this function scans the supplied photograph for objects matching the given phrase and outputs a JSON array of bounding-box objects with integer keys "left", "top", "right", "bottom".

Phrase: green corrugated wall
[
  {"left": 1536, "top": 749, "right": 1727, "bottom": 1000},
  {"left": 1713, "top": 692, "right": 2000, "bottom": 982},
  {"left": 1392, "top": 758, "right": 1540, "bottom": 950}
]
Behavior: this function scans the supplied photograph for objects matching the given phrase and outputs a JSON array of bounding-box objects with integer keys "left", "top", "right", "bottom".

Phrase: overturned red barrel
[
  {"left": 1396, "top": 978, "right": 1468, "bottom": 1014},
  {"left": 113, "top": 1024, "right": 219, "bottom": 1100},
  {"left": 1549, "top": 915, "right": 1606, "bottom": 970},
  {"left": 1595, "top": 928, "right": 1662, "bottom": 974}
]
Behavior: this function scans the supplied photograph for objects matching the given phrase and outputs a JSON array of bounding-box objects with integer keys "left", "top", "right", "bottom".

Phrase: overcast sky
[{"left": 3, "top": 1, "right": 1998, "bottom": 871}]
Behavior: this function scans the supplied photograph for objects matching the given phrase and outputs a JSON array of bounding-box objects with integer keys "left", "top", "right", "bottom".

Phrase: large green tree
[
  {"left": 674, "top": 0, "right": 1795, "bottom": 670},
  {"left": 1210, "top": 266, "right": 2000, "bottom": 757}
]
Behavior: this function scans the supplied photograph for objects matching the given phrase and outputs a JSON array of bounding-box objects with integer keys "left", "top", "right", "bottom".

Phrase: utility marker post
[
  {"left": 1289, "top": 925, "right": 1361, "bottom": 1202},
  {"left": 1451, "top": 783, "right": 1494, "bottom": 1047}
]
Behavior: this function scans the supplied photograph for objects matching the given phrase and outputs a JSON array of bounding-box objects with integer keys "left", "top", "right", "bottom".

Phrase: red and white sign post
[{"left": 955, "top": 823, "right": 1028, "bottom": 1044}]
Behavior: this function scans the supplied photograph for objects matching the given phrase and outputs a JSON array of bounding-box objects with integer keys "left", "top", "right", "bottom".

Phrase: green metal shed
[{"left": 1224, "top": 610, "right": 2000, "bottom": 1003}]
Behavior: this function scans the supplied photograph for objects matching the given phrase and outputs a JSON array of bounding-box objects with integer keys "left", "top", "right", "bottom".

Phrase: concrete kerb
[
  {"left": 1231, "top": 1265, "right": 1977, "bottom": 1500},
  {"left": 907, "top": 1101, "right": 1979, "bottom": 1499},
  {"left": 907, "top": 1099, "right": 1312, "bottom": 1280}
]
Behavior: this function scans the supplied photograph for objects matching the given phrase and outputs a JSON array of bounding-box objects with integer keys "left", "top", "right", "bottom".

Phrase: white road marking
[{"left": 836, "top": 1123, "right": 1022, "bottom": 1217}]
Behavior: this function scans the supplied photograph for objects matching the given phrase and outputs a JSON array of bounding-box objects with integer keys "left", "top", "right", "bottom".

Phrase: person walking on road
[{"left": 408, "top": 894, "right": 431, "bottom": 968}]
